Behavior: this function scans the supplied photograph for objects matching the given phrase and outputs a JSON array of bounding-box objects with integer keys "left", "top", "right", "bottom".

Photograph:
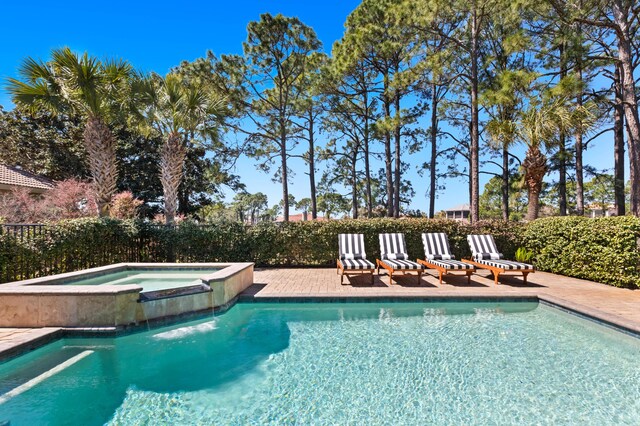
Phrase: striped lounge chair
[
  {"left": 376, "top": 233, "right": 424, "bottom": 285},
  {"left": 464, "top": 234, "right": 535, "bottom": 285},
  {"left": 417, "top": 233, "right": 475, "bottom": 285},
  {"left": 337, "top": 233, "right": 376, "bottom": 284}
]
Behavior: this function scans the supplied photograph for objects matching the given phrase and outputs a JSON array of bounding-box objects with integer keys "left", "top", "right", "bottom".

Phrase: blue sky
[{"left": 0, "top": 0, "right": 623, "bottom": 214}]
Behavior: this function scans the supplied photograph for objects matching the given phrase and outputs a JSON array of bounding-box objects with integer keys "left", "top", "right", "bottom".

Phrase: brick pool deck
[
  {"left": 247, "top": 267, "right": 640, "bottom": 334},
  {"left": 1, "top": 267, "right": 639, "bottom": 361}
]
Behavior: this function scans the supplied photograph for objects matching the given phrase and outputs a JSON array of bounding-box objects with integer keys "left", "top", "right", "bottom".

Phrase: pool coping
[
  {"left": 0, "top": 262, "right": 253, "bottom": 290},
  {"left": 0, "top": 328, "right": 63, "bottom": 363},
  {"left": 537, "top": 295, "right": 640, "bottom": 338},
  {"left": 0, "top": 262, "right": 255, "bottom": 333}
]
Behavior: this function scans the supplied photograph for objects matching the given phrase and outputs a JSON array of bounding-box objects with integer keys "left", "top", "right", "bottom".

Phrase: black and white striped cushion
[
  {"left": 426, "top": 259, "right": 474, "bottom": 270},
  {"left": 379, "top": 233, "right": 409, "bottom": 261},
  {"left": 474, "top": 253, "right": 504, "bottom": 260},
  {"left": 341, "top": 258, "right": 375, "bottom": 270},
  {"left": 477, "top": 259, "right": 533, "bottom": 270},
  {"left": 338, "top": 233, "right": 367, "bottom": 260},
  {"left": 467, "top": 235, "right": 504, "bottom": 261},
  {"left": 381, "top": 259, "right": 424, "bottom": 270},
  {"left": 422, "top": 233, "right": 454, "bottom": 260}
]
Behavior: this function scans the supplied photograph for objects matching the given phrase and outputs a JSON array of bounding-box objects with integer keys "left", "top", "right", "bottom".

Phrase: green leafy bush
[
  {"left": 523, "top": 216, "right": 640, "bottom": 289},
  {"left": 515, "top": 248, "right": 534, "bottom": 263},
  {"left": 3, "top": 216, "right": 639, "bottom": 289}
]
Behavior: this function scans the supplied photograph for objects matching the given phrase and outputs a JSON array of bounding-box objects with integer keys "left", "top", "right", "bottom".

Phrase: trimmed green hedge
[
  {"left": 2, "top": 216, "right": 639, "bottom": 288},
  {"left": 245, "top": 218, "right": 523, "bottom": 266},
  {"left": 523, "top": 216, "right": 640, "bottom": 289}
]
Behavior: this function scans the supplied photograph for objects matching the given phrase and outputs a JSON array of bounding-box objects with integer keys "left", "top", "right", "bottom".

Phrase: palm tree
[
  {"left": 489, "top": 100, "right": 595, "bottom": 221},
  {"left": 131, "top": 72, "right": 225, "bottom": 225},
  {"left": 6, "top": 47, "right": 131, "bottom": 216}
]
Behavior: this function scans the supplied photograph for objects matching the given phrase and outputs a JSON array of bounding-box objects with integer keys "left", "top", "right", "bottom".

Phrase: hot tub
[{"left": 0, "top": 263, "right": 254, "bottom": 329}]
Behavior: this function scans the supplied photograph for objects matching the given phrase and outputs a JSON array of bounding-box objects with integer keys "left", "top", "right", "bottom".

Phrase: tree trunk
[
  {"left": 308, "top": 108, "right": 317, "bottom": 220},
  {"left": 558, "top": 43, "right": 568, "bottom": 216},
  {"left": 363, "top": 84, "right": 373, "bottom": 217},
  {"left": 527, "top": 185, "right": 541, "bottom": 221},
  {"left": 429, "top": 82, "right": 438, "bottom": 219},
  {"left": 469, "top": 6, "right": 480, "bottom": 223},
  {"left": 351, "top": 154, "right": 358, "bottom": 219},
  {"left": 501, "top": 146, "right": 509, "bottom": 221},
  {"left": 575, "top": 129, "right": 584, "bottom": 216},
  {"left": 523, "top": 146, "right": 547, "bottom": 221},
  {"left": 614, "top": 65, "right": 626, "bottom": 216},
  {"left": 558, "top": 134, "right": 567, "bottom": 215},
  {"left": 627, "top": 122, "right": 638, "bottom": 215},
  {"left": 575, "top": 62, "right": 585, "bottom": 216},
  {"left": 280, "top": 130, "right": 289, "bottom": 222},
  {"left": 84, "top": 116, "right": 118, "bottom": 217},
  {"left": 159, "top": 132, "right": 186, "bottom": 225},
  {"left": 393, "top": 87, "right": 401, "bottom": 218},
  {"left": 383, "top": 73, "right": 394, "bottom": 217},
  {"left": 613, "top": 1, "right": 640, "bottom": 215}
]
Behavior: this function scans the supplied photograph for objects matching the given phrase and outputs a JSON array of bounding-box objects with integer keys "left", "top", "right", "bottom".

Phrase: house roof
[
  {"left": 444, "top": 203, "right": 470, "bottom": 212},
  {"left": 275, "top": 213, "right": 327, "bottom": 222},
  {"left": 0, "top": 164, "right": 54, "bottom": 191}
]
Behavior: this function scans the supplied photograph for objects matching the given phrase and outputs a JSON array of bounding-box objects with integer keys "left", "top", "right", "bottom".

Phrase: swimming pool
[{"left": 1, "top": 301, "right": 639, "bottom": 424}]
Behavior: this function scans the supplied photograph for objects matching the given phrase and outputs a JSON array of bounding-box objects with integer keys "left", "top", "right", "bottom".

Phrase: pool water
[
  {"left": 59, "top": 269, "right": 220, "bottom": 292},
  {"left": 0, "top": 302, "right": 639, "bottom": 425}
]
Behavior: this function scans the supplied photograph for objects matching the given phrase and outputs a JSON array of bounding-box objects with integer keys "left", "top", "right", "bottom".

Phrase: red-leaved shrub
[
  {"left": 110, "top": 191, "right": 143, "bottom": 219},
  {"left": 0, "top": 179, "right": 97, "bottom": 222}
]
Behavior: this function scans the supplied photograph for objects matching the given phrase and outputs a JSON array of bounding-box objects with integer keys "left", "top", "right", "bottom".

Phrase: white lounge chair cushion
[
  {"left": 422, "top": 233, "right": 455, "bottom": 260},
  {"left": 477, "top": 259, "right": 533, "bottom": 270},
  {"left": 467, "top": 235, "right": 505, "bottom": 261},
  {"left": 339, "top": 234, "right": 368, "bottom": 260},
  {"left": 424, "top": 259, "right": 474, "bottom": 270},
  {"left": 380, "top": 259, "right": 424, "bottom": 270},
  {"left": 340, "top": 258, "right": 376, "bottom": 270},
  {"left": 379, "top": 233, "right": 410, "bottom": 261}
]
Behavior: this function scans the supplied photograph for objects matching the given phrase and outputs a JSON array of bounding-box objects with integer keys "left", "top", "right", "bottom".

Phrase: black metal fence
[{"left": 0, "top": 222, "right": 246, "bottom": 284}]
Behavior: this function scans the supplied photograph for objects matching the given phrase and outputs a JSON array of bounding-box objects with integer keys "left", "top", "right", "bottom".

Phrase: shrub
[
  {"left": 42, "top": 179, "right": 97, "bottom": 219},
  {"left": 110, "top": 191, "right": 143, "bottom": 219},
  {"left": 0, "top": 179, "right": 96, "bottom": 223},
  {"left": 523, "top": 216, "right": 640, "bottom": 289},
  {"left": 239, "top": 218, "right": 523, "bottom": 266},
  {"left": 0, "top": 187, "right": 44, "bottom": 223},
  {"left": 3, "top": 216, "right": 640, "bottom": 289}
]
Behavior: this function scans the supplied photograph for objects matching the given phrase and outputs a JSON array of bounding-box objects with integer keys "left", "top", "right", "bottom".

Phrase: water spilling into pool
[{"left": 1, "top": 302, "right": 639, "bottom": 425}]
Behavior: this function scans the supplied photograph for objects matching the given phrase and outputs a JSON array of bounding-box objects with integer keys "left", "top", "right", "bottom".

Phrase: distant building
[
  {"left": 0, "top": 164, "right": 54, "bottom": 195},
  {"left": 275, "top": 212, "right": 327, "bottom": 222},
  {"left": 586, "top": 203, "right": 616, "bottom": 218},
  {"left": 443, "top": 204, "right": 470, "bottom": 221}
]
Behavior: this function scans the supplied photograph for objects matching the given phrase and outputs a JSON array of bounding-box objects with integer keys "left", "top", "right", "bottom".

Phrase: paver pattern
[{"left": 250, "top": 267, "right": 640, "bottom": 333}]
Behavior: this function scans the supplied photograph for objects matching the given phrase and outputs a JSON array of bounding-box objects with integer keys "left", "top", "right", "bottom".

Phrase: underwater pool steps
[{"left": 0, "top": 350, "right": 93, "bottom": 405}]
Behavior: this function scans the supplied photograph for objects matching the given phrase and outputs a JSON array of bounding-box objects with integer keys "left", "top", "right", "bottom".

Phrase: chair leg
[
  {"left": 494, "top": 270, "right": 500, "bottom": 285},
  {"left": 340, "top": 272, "right": 344, "bottom": 285},
  {"left": 389, "top": 271, "right": 393, "bottom": 286},
  {"left": 523, "top": 271, "right": 529, "bottom": 284},
  {"left": 370, "top": 272, "right": 374, "bottom": 284},
  {"left": 417, "top": 271, "right": 422, "bottom": 285},
  {"left": 467, "top": 271, "right": 472, "bottom": 285},
  {"left": 438, "top": 271, "right": 443, "bottom": 285}
]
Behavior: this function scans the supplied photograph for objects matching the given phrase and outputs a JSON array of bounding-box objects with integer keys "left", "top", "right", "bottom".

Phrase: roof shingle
[{"left": 0, "top": 164, "right": 54, "bottom": 191}]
